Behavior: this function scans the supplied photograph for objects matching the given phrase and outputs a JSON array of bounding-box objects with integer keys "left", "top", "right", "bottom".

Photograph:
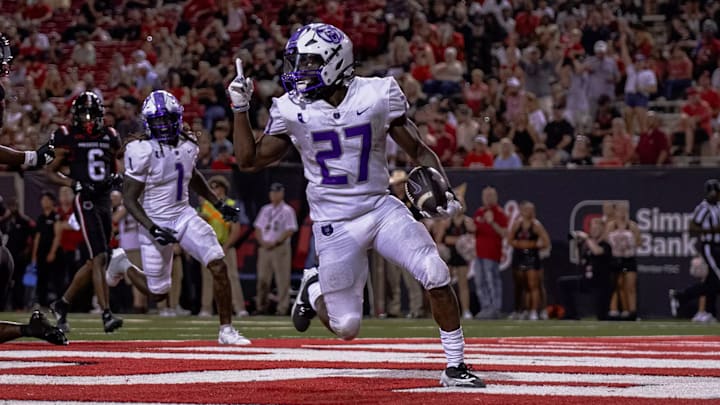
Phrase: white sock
[
  {"left": 220, "top": 323, "right": 233, "bottom": 332},
  {"left": 440, "top": 327, "right": 465, "bottom": 368},
  {"left": 308, "top": 282, "right": 322, "bottom": 311}
]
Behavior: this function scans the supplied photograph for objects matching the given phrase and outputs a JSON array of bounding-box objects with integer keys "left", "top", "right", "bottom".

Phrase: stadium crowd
[
  {"left": 1, "top": 0, "right": 717, "bottom": 320},
  {"left": 2, "top": 0, "right": 720, "bottom": 171}
]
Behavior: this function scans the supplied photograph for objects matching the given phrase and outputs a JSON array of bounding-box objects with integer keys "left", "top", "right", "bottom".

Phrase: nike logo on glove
[{"left": 357, "top": 107, "right": 370, "bottom": 115}]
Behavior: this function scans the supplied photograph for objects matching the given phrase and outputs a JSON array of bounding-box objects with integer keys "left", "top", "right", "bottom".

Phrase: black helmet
[
  {"left": 705, "top": 179, "right": 720, "bottom": 199},
  {"left": 71, "top": 91, "right": 104, "bottom": 135}
]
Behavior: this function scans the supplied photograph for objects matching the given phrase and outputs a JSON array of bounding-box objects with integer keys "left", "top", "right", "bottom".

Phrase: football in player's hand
[{"left": 405, "top": 166, "right": 448, "bottom": 216}]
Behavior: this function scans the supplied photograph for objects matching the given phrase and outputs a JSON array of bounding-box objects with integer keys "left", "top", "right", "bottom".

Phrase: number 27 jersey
[
  {"left": 264, "top": 76, "right": 409, "bottom": 222},
  {"left": 124, "top": 138, "right": 198, "bottom": 223}
]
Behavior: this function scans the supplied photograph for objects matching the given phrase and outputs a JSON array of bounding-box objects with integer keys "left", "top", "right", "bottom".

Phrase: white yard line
[{"left": 1, "top": 347, "right": 719, "bottom": 369}]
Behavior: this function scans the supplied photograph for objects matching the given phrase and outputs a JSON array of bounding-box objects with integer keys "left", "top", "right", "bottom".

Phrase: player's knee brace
[
  {"left": 330, "top": 314, "right": 361, "bottom": 341},
  {"left": 410, "top": 246, "right": 451, "bottom": 290}
]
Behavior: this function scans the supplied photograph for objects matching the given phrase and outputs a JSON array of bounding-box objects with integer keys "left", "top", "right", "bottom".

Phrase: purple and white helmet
[
  {"left": 281, "top": 23, "right": 354, "bottom": 99},
  {"left": 141, "top": 90, "right": 183, "bottom": 144}
]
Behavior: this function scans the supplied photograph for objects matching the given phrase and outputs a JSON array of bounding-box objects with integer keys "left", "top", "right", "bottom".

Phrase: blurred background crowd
[{"left": 3, "top": 0, "right": 720, "bottom": 172}]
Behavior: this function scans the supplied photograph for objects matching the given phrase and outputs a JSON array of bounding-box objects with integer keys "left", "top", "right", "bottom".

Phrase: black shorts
[
  {"left": 74, "top": 193, "right": 112, "bottom": 259},
  {"left": 513, "top": 250, "right": 542, "bottom": 271},
  {"left": 612, "top": 257, "right": 637, "bottom": 273},
  {"left": 448, "top": 248, "right": 467, "bottom": 267},
  {"left": 673, "top": 128, "right": 709, "bottom": 147}
]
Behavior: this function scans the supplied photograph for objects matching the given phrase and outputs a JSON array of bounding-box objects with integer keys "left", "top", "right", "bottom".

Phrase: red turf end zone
[{"left": 0, "top": 336, "right": 719, "bottom": 404}]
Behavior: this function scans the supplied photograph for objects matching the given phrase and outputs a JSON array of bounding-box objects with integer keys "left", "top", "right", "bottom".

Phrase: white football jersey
[
  {"left": 265, "top": 76, "right": 408, "bottom": 222},
  {"left": 124, "top": 138, "right": 199, "bottom": 223}
]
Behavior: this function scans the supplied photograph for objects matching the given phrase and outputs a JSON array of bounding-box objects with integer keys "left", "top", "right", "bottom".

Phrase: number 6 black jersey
[{"left": 52, "top": 125, "right": 120, "bottom": 185}]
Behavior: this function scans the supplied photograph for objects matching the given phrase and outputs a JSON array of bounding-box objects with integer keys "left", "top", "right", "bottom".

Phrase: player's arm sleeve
[
  {"left": 496, "top": 210, "right": 509, "bottom": 228},
  {"left": 387, "top": 77, "right": 409, "bottom": 122},
  {"left": 107, "top": 127, "right": 122, "bottom": 153},
  {"left": 263, "top": 98, "right": 288, "bottom": 136},
  {"left": 287, "top": 207, "right": 298, "bottom": 232},
  {"left": 123, "top": 141, "right": 151, "bottom": 182},
  {"left": 253, "top": 207, "right": 266, "bottom": 229},
  {"left": 693, "top": 204, "right": 709, "bottom": 225},
  {"left": 52, "top": 127, "right": 70, "bottom": 150}
]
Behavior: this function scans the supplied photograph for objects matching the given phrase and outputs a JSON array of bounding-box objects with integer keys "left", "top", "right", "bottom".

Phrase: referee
[{"left": 671, "top": 179, "right": 720, "bottom": 321}]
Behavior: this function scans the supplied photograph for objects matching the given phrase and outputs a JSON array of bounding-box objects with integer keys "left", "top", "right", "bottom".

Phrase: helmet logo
[{"left": 316, "top": 25, "right": 343, "bottom": 44}]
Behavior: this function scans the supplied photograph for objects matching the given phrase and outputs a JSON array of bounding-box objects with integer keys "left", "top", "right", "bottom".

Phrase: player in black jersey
[{"left": 46, "top": 91, "right": 123, "bottom": 333}]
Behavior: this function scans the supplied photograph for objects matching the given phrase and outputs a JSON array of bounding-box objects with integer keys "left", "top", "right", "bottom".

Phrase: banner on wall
[{"left": 448, "top": 167, "right": 709, "bottom": 317}]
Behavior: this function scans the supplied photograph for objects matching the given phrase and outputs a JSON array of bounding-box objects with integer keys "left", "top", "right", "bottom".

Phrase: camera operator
[{"left": 557, "top": 218, "right": 613, "bottom": 320}]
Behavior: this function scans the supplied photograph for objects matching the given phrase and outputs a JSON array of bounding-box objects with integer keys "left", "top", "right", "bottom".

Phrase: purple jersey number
[
  {"left": 175, "top": 162, "right": 184, "bottom": 201},
  {"left": 312, "top": 123, "right": 372, "bottom": 185}
]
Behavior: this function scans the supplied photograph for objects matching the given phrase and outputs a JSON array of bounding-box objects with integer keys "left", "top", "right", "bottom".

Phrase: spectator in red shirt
[
  {"left": 410, "top": 44, "right": 435, "bottom": 84},
  {"left": 699, "top": 70, "right": 720, "bottom": 115},
  {"left": 182, "top": 0, "right": 218, "bottom": 25},
  {"left": 19, "top": 0, "right": 53, "bottom": 24},
  {"left": 463, "top": 136, "right": 494, "bottom": 168},
  {"left": 514, "top": 4, "right": 540, "bottom": 40},
  {"left": 694, "top": 20, "right": 720, "bottom": 77},
  {"left": 679, "top": 87, "right": 712, "bottom": 155},
  {"left": 421, "top": 120, "right": 454, "bottom": 165},
  {"left": 596, "top": 136, "right": 624, "bottom": 168},
  {"left": 664, "top": 46, "right": 693, "bottom": 100},
  {"left": 318, "top": 1, "right": 345, "bottom": 30},
  {"left": 636, "top": 112, "right": 670, "bottom": 165},
  {"left": 210, "top": 145, "right": 235, "bottom": 171},
  {"left": 472, "top": 187, "right": 508, "bottom": 319}
]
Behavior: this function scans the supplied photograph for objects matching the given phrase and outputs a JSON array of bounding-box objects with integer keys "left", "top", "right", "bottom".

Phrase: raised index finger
[{"left": 235, "top": 58, "right": 243, "bottom": 76}]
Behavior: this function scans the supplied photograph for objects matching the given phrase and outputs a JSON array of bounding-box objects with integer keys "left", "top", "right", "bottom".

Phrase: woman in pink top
[{"left": 463, "top": 69, "right": 488, "bottom": 114}]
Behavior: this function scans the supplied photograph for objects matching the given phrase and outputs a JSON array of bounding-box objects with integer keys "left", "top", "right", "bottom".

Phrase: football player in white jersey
[
  {"left": 110, "top": 90, "right": 250, "bottom": 345},
  {"left": 228, "top": 23, "right": 484, "bottom": 387}
]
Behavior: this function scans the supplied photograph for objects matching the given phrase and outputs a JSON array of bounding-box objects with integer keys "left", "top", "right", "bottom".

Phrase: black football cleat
[
  {"left": 102, "top": 312, "right": 123, "bottom": 333},
  {"left": 291, "top": 267, "right": 318, "bottom": 332},
  {"left": 440, "top": 363, "right": 486, "bottom": 388},
  {"left": 49, "top": 299, "right": 70, "bottom": 333},
  {"left": 28, "top": 310, "right": 68, "bottom": 345}
]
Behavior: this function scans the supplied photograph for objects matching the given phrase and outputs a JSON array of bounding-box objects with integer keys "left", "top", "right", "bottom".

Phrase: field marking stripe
[
  {"left": 1, "top": 348, "right": 719, "bottom": 369},
  {"left": 2, "top": 369, "right": 720, "bottom": 399},
  {"left": 399, "top": 383, "right": 720, "bottom": 399},
  {"left": 298, "top": 343, "right": 720, "bottom": 356}
]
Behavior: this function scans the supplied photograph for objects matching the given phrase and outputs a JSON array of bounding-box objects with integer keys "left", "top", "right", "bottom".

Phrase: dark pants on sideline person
[{"left": 677, "top": 244, "right": 720, "bottom": 316}]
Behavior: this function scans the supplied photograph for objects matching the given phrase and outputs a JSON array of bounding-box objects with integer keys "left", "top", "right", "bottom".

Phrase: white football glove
[
  {"left": 227, "top": 58, "right": 254, "bottom": 113},
  {"left": 435, "top": 192, "right": 463, "bottom": 218}
]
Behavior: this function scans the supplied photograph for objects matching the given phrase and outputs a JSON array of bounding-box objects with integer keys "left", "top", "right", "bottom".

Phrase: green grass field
[{"left": 4, "top": 312, "right": 720, "bottom": 340}]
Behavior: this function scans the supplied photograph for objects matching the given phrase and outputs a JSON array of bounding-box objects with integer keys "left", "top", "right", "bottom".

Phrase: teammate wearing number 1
[
  {"left": 47, "top": 91, "right": 124, "bottom": 333},
  {"left": 229, "top": 23, "right": 484, "bottom": 387},
  {"left": 115, "top": 90, "right": 250, "bottom": 345}
]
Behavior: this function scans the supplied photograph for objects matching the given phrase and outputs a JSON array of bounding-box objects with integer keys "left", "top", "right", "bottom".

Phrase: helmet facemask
[
  {"left": 143, "top": 90, "right": 183, "bottom": 146},
  {"left": 71, "top": 92, "right": 104, "bottom": 135},
  {"left": 281, "top": 52, "right": 330, "bottom": 100},
  {"left": 146, "top": 111, "right": 182, "bottom": 145}
]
